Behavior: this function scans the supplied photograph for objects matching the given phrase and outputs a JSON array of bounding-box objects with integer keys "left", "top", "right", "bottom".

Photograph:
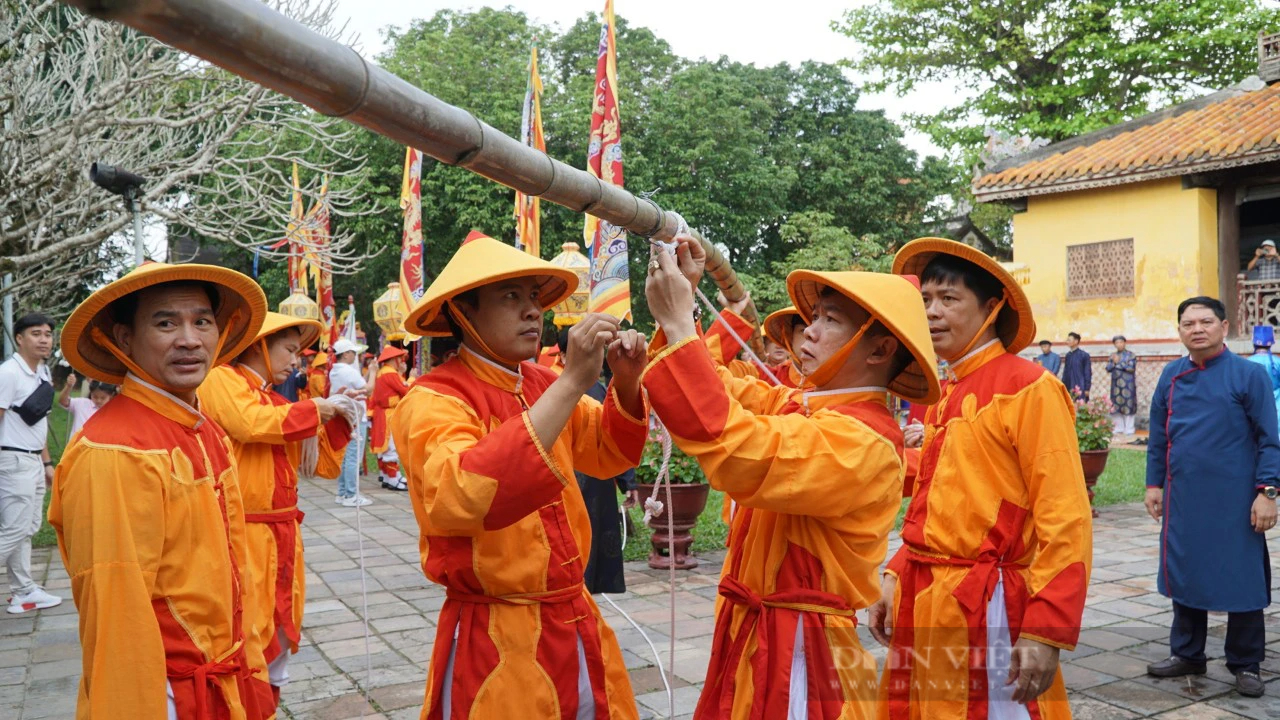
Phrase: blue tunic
[
  {"left": 1146, "top": 348, "right": 1280, "bottom": 612},
  {"left": 1246, "top": 351, "right": 1280, "bottom": 428},
  {"left": 1033, "top": 350, "right": 1061, "bottom": 375},
  {"left": 1061, "top": 348, "right": 1092, "bottom": 400}
]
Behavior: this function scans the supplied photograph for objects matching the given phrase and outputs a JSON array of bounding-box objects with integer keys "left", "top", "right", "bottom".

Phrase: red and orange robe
[
  {"left": 198, "top": 365, "right": 351, "bottom": 680},
  {"left": 369, "top": 364, "right": 410, "bottom": 478},
  {"left": 879, "top": 341, "right": 1092, "bottom": 720},
  {"left": 391, "top": 346, "right": 648, "bottom": 719},
  {"left": 644, "top": 334, "right": 905, "bottom": 719},
  {"left": 50, "top": 376, "right": 274, "bottom": 720}
]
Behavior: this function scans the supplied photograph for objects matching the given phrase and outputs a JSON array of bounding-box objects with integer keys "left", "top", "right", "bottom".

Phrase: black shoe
[
  {"left": 1236, "top": 670, "right": 1265, "bottom": 698},
  {"left": 1147, "top": 656, "right": 1207, "bottom": 677}
]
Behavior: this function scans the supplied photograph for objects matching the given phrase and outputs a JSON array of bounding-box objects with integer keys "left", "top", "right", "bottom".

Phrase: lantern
[
  {"left": 549, "top": 242, "right": 590, "bottom": 327},
  {"left": 373, "top": 282, "right": 408, "bottom": 342},
  {"left": 278, "top": 291, "right": 320, "bottom": 322}
]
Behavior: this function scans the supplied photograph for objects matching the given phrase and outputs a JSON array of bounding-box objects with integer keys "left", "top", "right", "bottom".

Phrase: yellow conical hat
[
  {"left": 61, "top": 262, "right": 267, "bottom": 385},
  {"left": 892, "top": 237, "right": 1036, "bottom": 354},
  {"left": 404, "top": 231, "right": 578, "bottom": 337},
  {"left": 787, "top": 271, "right": 940, "bottom": 404},
  {"left": 763, "top": 306, "right": 803, "bottom": 354},
  {"left": 253, "top": 311, "right": 323, "bottom": 349}
]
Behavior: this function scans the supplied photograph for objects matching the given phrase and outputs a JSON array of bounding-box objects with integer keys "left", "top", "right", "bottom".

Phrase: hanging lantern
[
  {"left": 373, "top": 282, "right": 407, "bottom": 342},
  {"left": 549, "top": 242, "right": 590, "bottom": 327},
  {"left": 278, "top": 291, "right": 320, "bottom": 322}
]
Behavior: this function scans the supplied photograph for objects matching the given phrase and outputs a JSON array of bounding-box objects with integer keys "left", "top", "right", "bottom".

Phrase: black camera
[{"left": 89, "top": 162, "right": 145, "bottom": 196}]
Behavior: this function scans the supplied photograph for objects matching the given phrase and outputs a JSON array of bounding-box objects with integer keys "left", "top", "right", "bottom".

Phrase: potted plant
[
  {"left": 1074, "top": 392, "right": 1115, "bottom": 518},
  {"left": 633, "top": 434, "right": 709, "bottom": 570}
]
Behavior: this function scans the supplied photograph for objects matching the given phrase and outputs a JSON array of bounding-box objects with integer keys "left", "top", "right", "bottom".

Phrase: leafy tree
[{"left": 838, "top": 0, "right": 1280, "bottom": 150}]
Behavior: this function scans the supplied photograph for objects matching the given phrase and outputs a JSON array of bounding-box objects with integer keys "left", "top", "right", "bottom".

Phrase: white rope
[
  {"left": 634, "top": 419, "right": 677, "bottom": 719},
  {"left": 351, "top": 422, "right": 374, "bottom": 718}
]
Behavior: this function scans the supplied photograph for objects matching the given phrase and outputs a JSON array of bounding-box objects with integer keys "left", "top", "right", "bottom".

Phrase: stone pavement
[{"left": 4, "top": 475, "right": 1280, "bottom": 719}]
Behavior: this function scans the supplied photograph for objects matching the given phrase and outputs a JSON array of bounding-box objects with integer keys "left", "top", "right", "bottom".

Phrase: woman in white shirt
[{"left": 58, "top": 372, "right": 116, "bottom": 436}]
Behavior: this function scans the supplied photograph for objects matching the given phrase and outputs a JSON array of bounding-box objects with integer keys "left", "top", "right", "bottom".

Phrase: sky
[{"left": 329, "top": 0, "right": 947, "bottom": 157}]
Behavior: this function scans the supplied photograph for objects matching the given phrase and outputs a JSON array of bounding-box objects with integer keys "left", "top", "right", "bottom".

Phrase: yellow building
[{"left": 974, "top": 74, "right": 1280, "bottom": 345}]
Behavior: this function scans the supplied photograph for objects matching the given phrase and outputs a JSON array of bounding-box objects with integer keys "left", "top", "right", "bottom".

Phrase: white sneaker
[
  {"left": 8, "top": 587, "right": 62, "bottom": 614},
  {"left": 341, "top": 495, "right": 373, "bottom": 507},
  {"left": 335, "top": 495, "right": 345, "bottom": 505}
]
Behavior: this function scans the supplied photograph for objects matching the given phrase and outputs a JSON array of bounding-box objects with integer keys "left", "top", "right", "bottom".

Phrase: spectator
[
  {"left": 270, "top": 359, "right": 307, "bottom": 402},
  {"left": 57, "top": 372, "right": 116, "bottom": 437},
  {"left": 0, "top": 312, "right": 63, "bottom": 613},
  {"left": 1145, "top": 296, "right": 1278, "bottom": 698},
  {"left": 1062, "top": 331, "right": 1092, "bottom": 400},
  {"left": 1246, "top": 325, "right": 1280, "bottom": 427},
  {"left": 1247, "top": 239, "right": 1280, "bottom": 281},
  {"left": 1033, "top": 339, "right": 1061, "bottom": 375},
  {"left": 1107, "top": 335, "right": 1138, "bottom": 435},
  {"left": 575, "top": 356, "right": 637, "bottom": 594},
  {"left": 329, "top": 338, "right": 371, "bottom": 507}
]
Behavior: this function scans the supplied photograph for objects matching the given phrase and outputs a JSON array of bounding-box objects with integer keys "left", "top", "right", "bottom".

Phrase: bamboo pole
[{"left": 61, "top": 0, "right": 760, "bottom": 337}]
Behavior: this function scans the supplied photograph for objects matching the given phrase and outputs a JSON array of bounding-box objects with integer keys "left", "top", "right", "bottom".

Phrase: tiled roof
[{"left": 973, "top": 80, "right": 1280, "bottom": 201}]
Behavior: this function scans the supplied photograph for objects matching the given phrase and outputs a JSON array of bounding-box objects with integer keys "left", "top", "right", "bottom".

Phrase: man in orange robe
[
  {"left": 307, "top": 352, "right": 328, "bottom": 399},
  {"left": 198, "top": 313, "right": 354, "bottom": 704},
  {"left": 50, "top": 263, "right": 274, "bottom": 720},
  {"left": 723, "top": 305, "right": 806, "bottom": 389},
  {"left": 390, "top": 231, "right": 649, "bottom": 719},
  {"left": 642, "top": 239, "right": 941, "bottom": 719},
  {"left": 869, "top": 238, "right": 1092, "bottom": 719},
  {"left": 369, "top": 345, "right": 411, "bottom": 491}
]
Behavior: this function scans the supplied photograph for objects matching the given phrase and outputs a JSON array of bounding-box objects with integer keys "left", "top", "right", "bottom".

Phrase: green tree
[{"left": 838, "top": 0, "right": 1280, "bottom": 150}]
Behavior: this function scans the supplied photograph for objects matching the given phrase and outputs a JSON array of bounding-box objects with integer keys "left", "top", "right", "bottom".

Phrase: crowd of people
[
  {"left": 1033, "top": 333, "right": 1138, "bottom": 436},
  {"left": 2, "top": 228, "right": 1278, "bottom": 718}
]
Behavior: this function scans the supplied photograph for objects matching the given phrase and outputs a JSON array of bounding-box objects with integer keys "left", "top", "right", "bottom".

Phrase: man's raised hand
[{"left": 562, "top": 313, "right": 620, "bottom": 393}]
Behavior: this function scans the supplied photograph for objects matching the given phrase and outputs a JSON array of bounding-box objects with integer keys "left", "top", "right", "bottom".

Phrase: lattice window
[{"left": 1067, "top": 239, "right": 1134, "bottom": 300}]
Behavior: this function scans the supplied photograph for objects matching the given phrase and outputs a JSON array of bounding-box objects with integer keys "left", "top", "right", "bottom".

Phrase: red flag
[{"left": 583, "top": 0, "right": 630, "bottom": 321}]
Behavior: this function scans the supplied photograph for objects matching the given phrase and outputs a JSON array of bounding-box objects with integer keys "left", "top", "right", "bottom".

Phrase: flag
[
  {"left": 399, "top": 148, "right": 426, "bottom": 324},
  {"left": 303, "top": 175, "right": 328, "bottom": 297},
  {"left": 286, "top": 163, "right": 307, "bottom": 293},
  {"left": 583, "top": 0, "right": 630, "bottom": 321},
  {"left": 514, "top": 45, "right": 545, "bottom": 258}
]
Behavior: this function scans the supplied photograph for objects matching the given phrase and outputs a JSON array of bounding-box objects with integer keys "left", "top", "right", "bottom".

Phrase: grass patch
[
  {"left": 1091, "top": 448, "right": 1148, "bottom": 507},
  {"left": 31, "top": 403, "right": 71, "bottom": 549}
]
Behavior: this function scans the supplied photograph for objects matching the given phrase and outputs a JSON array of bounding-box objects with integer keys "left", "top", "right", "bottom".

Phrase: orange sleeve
[
  {"left": 199, "top": 367, "right": 323, "bottom": 445},
  {"left": 49, "top": 444, "right": 170, "bottom": 719},
  {"left": 643, "top": 336, "right": 902, "bottom": 517},
  {"left": 313, "top": 417, "right": 353, "bottom": 480},
  {"left": 1009, "top": 378, "right": 1093, "bottom": 651},
  {"left": 393, "top": 388, "right": 571, "bottom": 534},
  {"left": 566, "top": 384, "right": 648, "bottom": 480},
  {"left": 702, "top": 309, "right": 755, "bottom": 366}
]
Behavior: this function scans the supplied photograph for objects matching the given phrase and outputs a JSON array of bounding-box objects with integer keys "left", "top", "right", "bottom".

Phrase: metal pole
[
  {"left": 58, "top": 0, "right": 760, "bottom": 334},
  {"left": 2, "top": 274, "right": 13, "bottom": 361},
  {"left": 130, "top": 189, "right": 145, "bottom": 266}
]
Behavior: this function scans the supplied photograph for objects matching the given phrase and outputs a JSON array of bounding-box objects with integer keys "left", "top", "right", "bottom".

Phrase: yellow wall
[{"left": 1012, "top": 177, "right": 1218, "bottom": 342}]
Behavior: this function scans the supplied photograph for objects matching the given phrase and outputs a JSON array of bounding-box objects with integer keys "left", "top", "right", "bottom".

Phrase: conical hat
[
  {"left": 787, "top": 271, "right": 941, "bottom": 404},
  {"left": 253, "top": 312, "right": 323, "bottom": 350},
  {"left": 378, "top": 345, "right": 408, "bottom": 363},
  {"left": 61, "top": 263, "right": 267, "bottom": 385},
  {"left": 892, "top": 237, "right": 1036, "bottom": 354},
  {"left": 763, "top": 306, "right": 803, "bottom": 352},
  {"left": 404, "top": 231, "right": 578, "bottom": 337},
  {"left": 310, "top": 352, "right": 328, "bottom": 368}
]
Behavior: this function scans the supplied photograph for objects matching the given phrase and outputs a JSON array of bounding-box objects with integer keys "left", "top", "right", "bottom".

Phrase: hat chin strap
[
  {"left": 89, "top": 309, "right": 243, "bottom": 394},
  {"left": 950, "top": 292, "right": 1008, "bottom": 362},
  {"left": 258, "top": 338, "right": 276, "bottom": 388},
  {"left": 446, "top": 301, "right": 526, "bottom": 368},
  {"left": 804, "top": 317, "right": 875, "bottom": 389}
]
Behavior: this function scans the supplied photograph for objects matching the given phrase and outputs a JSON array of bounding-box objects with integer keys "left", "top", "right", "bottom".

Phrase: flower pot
[
  {"left": 1079, "top": 449, "right": 1110, "bottom": 519},
  {"left": 634, "top": 482, "right": 710, "bottom": 570}
]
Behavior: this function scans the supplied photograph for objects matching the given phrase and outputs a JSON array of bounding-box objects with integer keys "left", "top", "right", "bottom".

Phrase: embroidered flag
[{"left": 515, "top": 45, "right": 545, "bottom": 258}]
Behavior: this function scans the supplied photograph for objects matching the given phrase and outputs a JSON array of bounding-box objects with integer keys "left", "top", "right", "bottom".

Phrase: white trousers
[
  {"left": 986, "top": 577, "right": 1031, "bottom": 720},
  {"left": 268, "top": 626, "right": 293, "bottom": 686},
  {"left": 440, "top": 628, "right": 595, "bottom": 720},
  {"left": 0, "top": 451, "right": 42, "bottom": 595},
  {"left": 1111, "top": 413, "right": 1136, "bottom": 434}
]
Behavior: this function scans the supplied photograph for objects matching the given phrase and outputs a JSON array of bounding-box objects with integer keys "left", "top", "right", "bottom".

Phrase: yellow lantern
[
  {"left": 373, "top": 282, "right": 408, "bottom": 342},
  {"left": 278, "top": 291, "right": 320, "bottom": 322},
  {"left": 549, "top": 242, "right": 590, "bottom": 327}
]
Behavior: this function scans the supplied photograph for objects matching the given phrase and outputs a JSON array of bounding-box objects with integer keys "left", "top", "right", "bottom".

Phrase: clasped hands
[{"left": 559, "top": 313, "right": 646, "bottom": 395}]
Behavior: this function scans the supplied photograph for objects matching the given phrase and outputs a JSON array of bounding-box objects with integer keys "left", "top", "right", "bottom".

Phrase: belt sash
[
  {"left": 700, "top": 575, "right": 855, "bottom": 720},
  {"left": 243, "top": 505, "right": 305, "bottom": 658}
]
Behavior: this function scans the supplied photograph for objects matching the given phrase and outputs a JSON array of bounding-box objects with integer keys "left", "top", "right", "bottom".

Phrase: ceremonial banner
[
  {"left": 287, "top": 163, "right": 306, "bottom": 293},
  {"left": 308, "top": 177, "right": 338, "bottom": 353},
  {"left": 514, "top": 45, "right": 544, "bottom": 258},
  {"left": 399, "top": 147, "right": 426, "bottom": 323},
  {"left": 583, "top": 0, "right": 631, "bottom": 321}
]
